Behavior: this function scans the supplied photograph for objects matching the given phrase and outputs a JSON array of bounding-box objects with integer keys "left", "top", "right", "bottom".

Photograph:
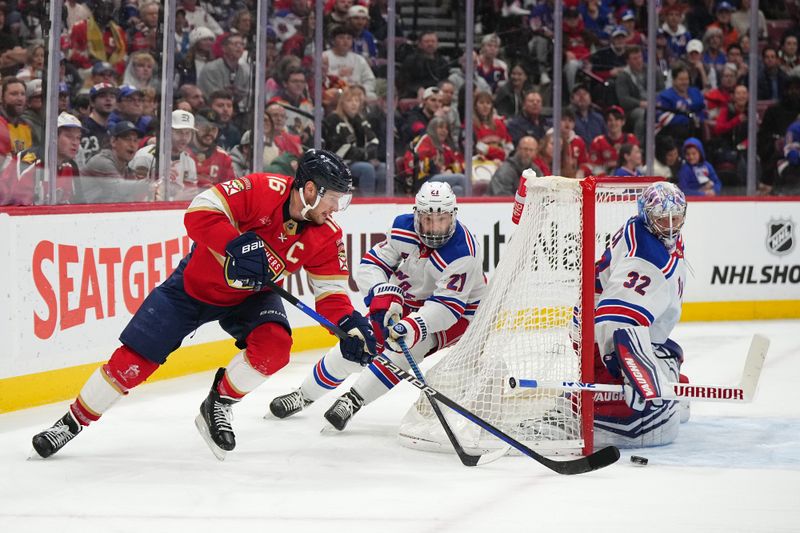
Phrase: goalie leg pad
[{"left": 613, "top": 327, "right": 664, "bottom": 402}]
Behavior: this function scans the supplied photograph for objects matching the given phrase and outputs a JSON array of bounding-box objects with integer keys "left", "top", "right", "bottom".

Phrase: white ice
[{"left": 1, "top": 320, "right": 799, "bottom": 533}]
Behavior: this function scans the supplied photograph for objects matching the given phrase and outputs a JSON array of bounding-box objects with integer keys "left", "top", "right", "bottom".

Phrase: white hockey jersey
[
  {"left": 357, "top": 214, "right": 486, "bottom": 335},
  {"left": 594, "top": 216, "right": 687, "bottom": 359}
]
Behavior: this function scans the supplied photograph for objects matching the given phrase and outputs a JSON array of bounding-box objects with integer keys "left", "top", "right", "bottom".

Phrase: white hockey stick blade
[
  {"left": 508, "top": 334, "right": 770, "bottom": 403},
  {"left": 475, "top": 445, "right": 512, "bottom": 465},
  {"left": 738, "top": 333, "right": 769, "bottom": 401}
]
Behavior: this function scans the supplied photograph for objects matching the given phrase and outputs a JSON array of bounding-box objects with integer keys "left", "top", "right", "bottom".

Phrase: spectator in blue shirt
[
  {"left": 677, "top": 137, "right": 722, "bottom": 196},
  {"left": 570, "top": 83, "right": 606, "bottom": 146}
]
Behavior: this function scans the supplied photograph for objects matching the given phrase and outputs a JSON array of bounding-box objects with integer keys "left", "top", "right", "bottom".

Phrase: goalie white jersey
[
  {"left": 594, "top": 216, "right": 686, "bottom": 360},
  {"left": 358, "top": 213, "right": 486, "bottom": 335}
]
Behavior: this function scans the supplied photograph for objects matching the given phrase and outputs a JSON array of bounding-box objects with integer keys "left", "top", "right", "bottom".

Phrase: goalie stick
[
  {"left": 262, "top": 279, "right": 620, "bottom": 475},
  {"left": 393, "top": 333, "right": 510, "bottom": 467},
  {"left": 507, "top": 334, "right": 770, "bottom": 403}
]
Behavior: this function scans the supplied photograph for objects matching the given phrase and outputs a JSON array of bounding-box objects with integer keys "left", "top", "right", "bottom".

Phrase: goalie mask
[
  {"left": 414, "top": 182, "right": 458, "bottom": 248},
  {"left": 638, "top": 182, "right": 687, "bottom": 249}
]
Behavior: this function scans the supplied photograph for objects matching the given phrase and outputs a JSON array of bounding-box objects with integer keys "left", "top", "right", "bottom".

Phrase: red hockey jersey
[
  {"left": 191, "top": 146, "right": 236, "bottom": 188},
  {"left": 589, "top": 132, "right": 639, "bottom": 176},
  {"left": 183, "top": 173, "right": 354, "bottom": 323}
]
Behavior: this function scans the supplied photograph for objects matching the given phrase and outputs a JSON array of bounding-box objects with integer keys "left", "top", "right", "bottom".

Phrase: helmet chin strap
[{"left": 299, "top": 185, "right": 323, "bottom": 220}]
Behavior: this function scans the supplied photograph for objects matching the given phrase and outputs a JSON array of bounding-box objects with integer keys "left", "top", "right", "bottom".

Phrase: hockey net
[{"left": 397, "top": 175, "right": 658, "bottom": 456}]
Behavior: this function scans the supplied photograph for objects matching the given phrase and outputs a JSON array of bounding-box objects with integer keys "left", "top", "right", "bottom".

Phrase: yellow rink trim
[
  {"left": 681, "top": 300, "right": 800, "bottom": 321},
  {"left": 0, "top": 325, "right": 336, "bottom": 414}
]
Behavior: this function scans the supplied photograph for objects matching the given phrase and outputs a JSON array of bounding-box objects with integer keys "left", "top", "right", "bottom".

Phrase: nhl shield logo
[{"left": 766, "top": 219, "right": 795, "bottom": 256}]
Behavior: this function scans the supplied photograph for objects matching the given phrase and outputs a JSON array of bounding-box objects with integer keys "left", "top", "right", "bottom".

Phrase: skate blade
[
  {"left": 27, "top": 448, "right": 45, "bottom": 460},
  {"left": 319, "top": 424, "right": 341, "bottom": 435},
  {"left": 194, "top": 414, "right": 227, "bottom": 461}
]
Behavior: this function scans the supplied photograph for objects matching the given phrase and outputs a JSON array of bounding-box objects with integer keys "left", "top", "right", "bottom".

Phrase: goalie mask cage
[{"left": 398, "top": 175, "right": 659, "bottom": 457}]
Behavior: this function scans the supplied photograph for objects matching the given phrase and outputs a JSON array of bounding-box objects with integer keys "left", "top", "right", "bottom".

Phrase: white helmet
[
  {"left": 414, "top": 181, "right": 458, "bottom": 248},
  {"left": 637, "top": 181, "right": 687, "bottom": 249}
]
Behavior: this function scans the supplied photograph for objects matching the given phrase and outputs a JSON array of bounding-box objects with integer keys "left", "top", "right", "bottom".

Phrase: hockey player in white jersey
[
  {"left": 269, "top": 182, "right": 486, "bottom": 430},
  {"left": 590, "top": 181, "right": 689, "bottom": 448}
]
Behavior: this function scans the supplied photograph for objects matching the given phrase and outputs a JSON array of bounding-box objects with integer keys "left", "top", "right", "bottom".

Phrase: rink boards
[{"left": 1, "top": 196, "right": 798, "bottom": 412}]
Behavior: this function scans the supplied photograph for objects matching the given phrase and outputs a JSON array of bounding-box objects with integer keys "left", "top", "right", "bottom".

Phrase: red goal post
[{"left": 398, "top": 175, "right": 662, "bottom": 457}]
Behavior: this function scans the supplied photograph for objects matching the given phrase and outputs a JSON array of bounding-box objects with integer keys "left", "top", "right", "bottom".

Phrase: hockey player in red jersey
[{"left": 31, "top": 149, "right": 377, "bottom": 460}]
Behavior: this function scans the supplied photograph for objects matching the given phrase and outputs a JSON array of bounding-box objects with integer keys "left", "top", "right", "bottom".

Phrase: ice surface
[{"left": 1, "top": 320, "right": 798, "bottom": 533}]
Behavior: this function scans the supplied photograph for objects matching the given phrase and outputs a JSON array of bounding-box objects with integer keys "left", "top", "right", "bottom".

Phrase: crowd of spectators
[{"left": 1, "top": 0, "right": 800, "bottom": 206}]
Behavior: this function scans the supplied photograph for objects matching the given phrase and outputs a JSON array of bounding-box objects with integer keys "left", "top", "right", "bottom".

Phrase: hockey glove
[
  {"left": 224, "top": 232, "right": 285, "bottom": 291},
  {"left": 367, "top": 283, "right": 404, "bottom": 352},
  {"left": 386, "top": 313, "right": 428, "bottom": 352},
  {"left": 338, "top": 311, "right": 378, "bottom": 366}
]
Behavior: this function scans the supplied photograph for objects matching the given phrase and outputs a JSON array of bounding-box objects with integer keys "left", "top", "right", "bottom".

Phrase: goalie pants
[{"left": 301, "top": 317, "right": 471, "bottom": 405}]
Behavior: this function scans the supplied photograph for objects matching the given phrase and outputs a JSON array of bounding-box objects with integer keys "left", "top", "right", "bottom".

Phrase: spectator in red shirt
[
  {"left": 68, "top": 0, "right": 128, "bottom": 77},
  {"left": 191, "top": 109, "right": 236, "bottom": 188},
  {"left": 589, "top": 106, "right": 639, "bottom": 176}
]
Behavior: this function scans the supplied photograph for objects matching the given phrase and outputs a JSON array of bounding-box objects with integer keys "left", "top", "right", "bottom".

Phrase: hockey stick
[
  {"left": 264, "top": 279, "right": 619, "bottom": 474},
  {"left": 374, "top": 355, "right": 620, "bottom": 475},
  {"left": 394, "top": 333, "right": 510, "bottom": 467},
  {"left": 508, "top": 334, "right": 770, "bottom": 403}
]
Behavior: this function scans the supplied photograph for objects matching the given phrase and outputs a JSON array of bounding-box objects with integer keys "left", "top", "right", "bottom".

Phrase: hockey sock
[
  {"left": 217, "top": 350, "right": 269, "bottom": 400},
  {"left": 71, "top": 345, "right": 159, "bottom": 426},
  {"left": 299, "top": 346, "right": 363, "bottom": 402}
]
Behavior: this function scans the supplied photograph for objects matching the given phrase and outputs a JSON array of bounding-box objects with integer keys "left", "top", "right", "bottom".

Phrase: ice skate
[
  {"left": 323, "top": 388, "right": 364, "bottom": 431},
  {"left": 195, "top": 368, "right": 238, "bottom": 460},
  {"left": 268, "top": 389, "right": 313, "bottom": 419},
  {"left": 31, "top": 411, "right": 83, "bottom": 459}
]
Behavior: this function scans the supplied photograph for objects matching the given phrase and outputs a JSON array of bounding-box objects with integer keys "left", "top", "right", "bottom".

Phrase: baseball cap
[
  {"left": 172, "top": 109, "right": 196, "bottom": 130},
  {"left": 621, "top": 9, "right": 635, "bottom": 21},
  {"left": 26, "top": 79, "right": 42, "bottom": 99},
  {"left": 240, "top": 130, "right": 252, "bottom": 146},
  {"left": 129, "top": 145, "right": 156, "bottom": 174},
  {"left": 604, "top": 105, "right": 625, "bottom": 120},
  {"left": 347, "top": 5, "right": 368, "bottom": 17},
  {"left": 118, "top": 84, "right": 143, "bottom": 99},
  {"left": 92, "top": 61, "right": 114, "bottom": 75},
  {"left": 611, "top": 26, "right": 628, "bottom": 38},
  {"left": 716, "top": 1, "right": 734, "bottom": 13},
  {"left": 194, "top": 108, "right": 221, "bottom": 129},
  {"left": 90, "top": 82, "right": 118, "bottom": 99},
  {"left": 686, "top": 39, "right": 704, "bottom": 54},
  {"left": 189, "top": 26, "right": 216, "bottom": 47},
  {"left": 57, "top": 112, "right": 82, "bottom": 129},
  {"left": 422, "top": 86, "right": 440, "bottom": 100},
  {"left": 109, "top": 120, "right": 140, "bottom": 137}
]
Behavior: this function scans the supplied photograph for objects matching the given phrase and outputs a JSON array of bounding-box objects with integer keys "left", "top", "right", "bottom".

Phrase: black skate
[
  {"left": 269, "top": 389, "right": 313, "bottom": 419},
  {"left": 194, "top": 368, "right": 239, "bottom": 461},
  {"left": 324, "top": 388, "right": 364, "bottom": 431},
  {"left": 31, "top": 411, "right": 82, "bottom": 458}
]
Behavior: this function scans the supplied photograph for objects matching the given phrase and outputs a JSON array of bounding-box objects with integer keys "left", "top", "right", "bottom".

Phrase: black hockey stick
[
  {"left": 263, "top": 279, "right": 619, "bottom": 474},
  {"left": 374, "top": 355, "right": 620, "bottom": 475},
  {"left": 263, "top": 277, "right": 504, "bottom": 465},
  {"left": 394, "top": 334, "right": 509, "bottom": 467}
]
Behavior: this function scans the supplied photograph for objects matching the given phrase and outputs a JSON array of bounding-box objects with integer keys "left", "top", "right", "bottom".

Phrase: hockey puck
[{"left": 630, "top": 455, "right": 648, "bottom": 466}]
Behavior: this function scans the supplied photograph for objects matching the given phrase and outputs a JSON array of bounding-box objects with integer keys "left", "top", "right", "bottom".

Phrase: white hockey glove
[
  {"left": 386, "top": 313, "right": 428, "bottom": 352},
  {"left": 612, "top": 326, "right": 680, "bottom": 412}
]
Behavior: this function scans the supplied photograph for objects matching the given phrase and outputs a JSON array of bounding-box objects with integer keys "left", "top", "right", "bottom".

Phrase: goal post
[{"left": 397, "top": 175, "right": 660, "bottom": 457}]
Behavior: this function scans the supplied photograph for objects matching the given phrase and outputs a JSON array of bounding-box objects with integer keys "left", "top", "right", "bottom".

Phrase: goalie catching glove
[
  {"left": 612, "top": 326, "right": 681, "bottom": 411},
  {"left": 338, "top": 311, "right": 378, "bottom": 366},
  {"left": 224, "top": 232, "right": 285, "bottom": 291},
  {"left": 386, "top": 313, "right": 428, "bottom": 352},
  {"left": 366, "top": 282, "right": 404, "bottom": 352}
]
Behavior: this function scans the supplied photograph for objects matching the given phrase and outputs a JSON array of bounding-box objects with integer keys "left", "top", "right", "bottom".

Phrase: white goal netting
[{"left": 398, "top": 175, "right": 654, "bottom": 456}]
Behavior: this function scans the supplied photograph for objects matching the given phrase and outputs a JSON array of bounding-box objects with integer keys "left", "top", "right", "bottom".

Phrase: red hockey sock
[{"left": 70, "top": 346, "right": 159, "bottom": 426}]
